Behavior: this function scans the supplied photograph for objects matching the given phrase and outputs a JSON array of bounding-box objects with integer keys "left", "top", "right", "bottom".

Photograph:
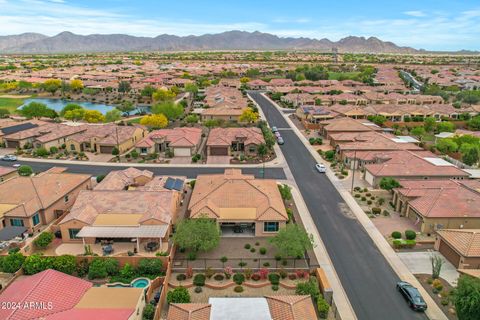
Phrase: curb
[{"left": 263, "top": 93, "right": 448, "bottom": 320}]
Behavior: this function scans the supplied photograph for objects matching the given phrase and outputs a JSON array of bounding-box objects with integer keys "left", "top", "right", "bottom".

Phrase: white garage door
[{"left": 174, "top": 148, "right": 191, "bottom": 157}]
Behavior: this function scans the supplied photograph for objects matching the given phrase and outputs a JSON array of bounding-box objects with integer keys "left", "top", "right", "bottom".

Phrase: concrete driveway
[{"left": 397, "top": 251, "right": 459, "bottom": 285}]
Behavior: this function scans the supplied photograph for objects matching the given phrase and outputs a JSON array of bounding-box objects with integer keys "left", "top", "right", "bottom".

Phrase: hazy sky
[{"left": 0, "top": 0, "right": 479, "bottom": 51}]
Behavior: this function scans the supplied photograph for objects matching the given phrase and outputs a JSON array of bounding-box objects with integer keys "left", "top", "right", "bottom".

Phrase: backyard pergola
[{"left": 76, "top": 225, "right": 168, "bottom": 252}]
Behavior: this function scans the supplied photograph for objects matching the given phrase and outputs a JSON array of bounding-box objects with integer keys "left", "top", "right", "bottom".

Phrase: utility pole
[{"left": 350, "top": 150, "right": 357, "bottom": 194}]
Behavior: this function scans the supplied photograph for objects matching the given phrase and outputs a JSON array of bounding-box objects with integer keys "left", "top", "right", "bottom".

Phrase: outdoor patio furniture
[
  {"left": 145, "top": 242, "right": 159, "bottom": 252},
  {"left": 103, "top": 244, "right": 113, "bottom": 255}
]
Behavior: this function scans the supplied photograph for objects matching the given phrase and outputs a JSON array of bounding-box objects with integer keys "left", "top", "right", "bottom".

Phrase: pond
[{"left": 19, "top": 98, "right": 117, "bottom": 115}]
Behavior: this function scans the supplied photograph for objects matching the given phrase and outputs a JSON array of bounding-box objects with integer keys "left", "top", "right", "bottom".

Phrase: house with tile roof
[
  {"left": 435, "top": 229, "right": 480, "bottom": 269},
  {"left": 134, "top": 127, "right": 202, "bottom": 157},
  {"left": 188, "top": 169, "right": 287, "bottom": 236},
  {"left": 319, "top": 118, "right": 383, "bottom": 139},
  {"left": 296, "top": 105, "right": 338, "bottom": 129},
  {"left": 0, "top": 167, "right": 91, "bottom": 233},
  {"left": 0, "top": 269, "right": 145, "bottom": 320},
  {"left": 166, "top": 295, "right": 316, "bottom": 320},
  {"left": 207, "top": 127, "right": 265, "bottom": 157},
  {"left": 59, "top": 168, "right": 184, "bottom": 253},
  {"left": 66, "top": 124, "right": 146, "bottom": 154},
  {"left": 3, "top": 123, "right": 87, "bottom": 149},
  {"left": 392, "top": 179, "right": 480, "bottom": 233},
  {"left": 364, "top": 151, "right": 469, "bottom": 188}
]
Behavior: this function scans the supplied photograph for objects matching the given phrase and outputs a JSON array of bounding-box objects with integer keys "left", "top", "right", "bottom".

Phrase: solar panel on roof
[
  {"left": 173, "top": 179, "right": 184, "bottom": 191},
  {"left": 164, "top": 177, "right": 175, "bottom": 190}
]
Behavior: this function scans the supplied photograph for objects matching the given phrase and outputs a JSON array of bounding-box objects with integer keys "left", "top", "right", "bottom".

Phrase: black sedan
[{"left": 396, "top": 281, "right": 427, "bottom": 312}]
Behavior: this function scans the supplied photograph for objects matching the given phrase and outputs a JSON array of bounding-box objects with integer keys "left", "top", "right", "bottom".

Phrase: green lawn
[
  {"left": 0, "top": 97, "right": 25, "bottom": 114},
  {"left": 328, "top": 71, "right": 361, "bottom": 81},
  {"left": 127, "top": 117, "right": 143, "bottom": 124}
]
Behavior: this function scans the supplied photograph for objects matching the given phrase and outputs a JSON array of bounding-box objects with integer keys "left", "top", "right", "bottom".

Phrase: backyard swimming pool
[{"left": 107, "top": 277, "right": 150, "bottom": 288}]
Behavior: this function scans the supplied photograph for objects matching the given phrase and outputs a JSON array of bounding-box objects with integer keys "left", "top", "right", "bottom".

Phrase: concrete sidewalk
[{"left": 262, "top": 93, "right": 448, "bottom": 320}]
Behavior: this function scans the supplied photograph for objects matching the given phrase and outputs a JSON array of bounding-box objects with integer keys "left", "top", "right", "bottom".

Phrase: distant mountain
[
  {"left": 0, "top": 30, "right": 420, "bottom": 54},
  {"left": 0, "top": 33, "right": 48, "bottom": 51}
]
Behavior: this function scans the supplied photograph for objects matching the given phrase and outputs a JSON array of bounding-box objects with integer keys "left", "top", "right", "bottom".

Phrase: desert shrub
[
  {"left": 187, "top": 252, "right": 197, "bottom": 261},
  {"left": 440, "top": 299, "right": 449, "bottom": 306},
  {"left": 244, "top": 268, "right": 253, "bottom": 280},
  {"left": 220, "top": 256, "right": 228, "bottom": 263},
  {"left": 88, "top": 258, "right": 108, "bottom": 280},
  {"left": 104, "top": 258, "right": 120, "bottom": 276},
  {"left": 167, "top": 287, "right": 190, "bottom": 303},
  {"left": 366, "top": 192, "right": 371, "bottom": 197},
  {"left": 354, "top": 194, "right": 360, "bottom": 198},
  {"left": 259, "top": 247, "right": 267, "bottom": 255},
  {"left": 194, "top": 286, "right": 203, "bottom": 293},
  {"left": 296, "top": 278, "right": 320, "bottom": 301},
  {"left": 34, "top": 232, "right": 54, "bottom": 248},
  {"left": 137, "top": 258, "right": 162, "bottom": 276},
  {"left": 205, "top": 267, "right": 215, "bottom": 279},
  {"left": 234, "top": 285, "right": 244, "bottom": 293},
  {"left": 274, "top": 254, "right": 282, "bottom": 261},
  {"left": 250, "top": 248, "right": 256, "bottom": 253},
  {"left": 255, "top": 242, "right": 260, "bottom": 246},
  {"left": 268, "top": 273, "right": 280, "bottom": 285},
  {"left": 214, "top": 274, "right": 224, "bottom": 281},
  {"left": 244, "top": 244, "right": 251, "bottom": 249},
  {"left": 263, "top": 262, "right": 270, "bottom": 267},
  {"left": 391, "top": 231, "right": 402, "bottom": 239},
  {"left": 371, "top": 207, "right": 381, "bottom": 215},
  {"left": 382, "top": 210, "right": 390, "bottom": 216},
  {"left": 193, "top": 274, "right": 206, "bottom": 286},
  {"left": 233, "top": 273, "right": 245, "bottom": 285},
  {"left": 361, "top": 196, "right": 366, "bottom": 201},
  {"left": 176, "top": 274, "right": 187, "bottom": 281},
  {"left": 251, "top": 273, "right": 261, "bottom": 281},
  {"left": 279, "top": 269, "right": 287, "bottom": 279},
  {"left": 317, "top": 296, "right": 330, "bottom": 319},
  {"left": 367, "top": 200, "right": 372, "bottom": 205},
  {"left": 288, "top": 273, "right": 297, "bottom": 280},
  {"left": 272, "top": 284, "right": 279, "bottom": 291},
  {"left": 238, "top": 261, "right": 247, "bottom": 267},
  {"left": 405, "top": 230, "right": 417, "bottom": 240}
]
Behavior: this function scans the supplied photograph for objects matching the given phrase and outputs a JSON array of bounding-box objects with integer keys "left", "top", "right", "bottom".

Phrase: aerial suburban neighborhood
[{"left": 0, "top": 1, "right": 480, "bottom": 320}]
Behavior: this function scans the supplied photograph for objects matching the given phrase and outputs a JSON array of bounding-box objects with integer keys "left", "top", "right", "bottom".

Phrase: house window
[
  {"left": 32, "top": 213, "right": 40, "bottom": 226},
  {"left": 249, "top": 146, "right": 256, "bottom": 153},
  {"left": 68, "top": 228, "right": 81, "bottom": 240},
  {"left": 64, "top": 195, "right": 69, "bottom": 202},
  {"left": 263, "top": 222, "right": 279, "bottom": 232},
  {"left": 70, "top": 144, "right": 76, "bottom": 151},
  {"left": 141, "top": 148, "right": 147, "bottom": 154},
  {"left": 10, "top": 219, "right": 24, "bottom": 227}
]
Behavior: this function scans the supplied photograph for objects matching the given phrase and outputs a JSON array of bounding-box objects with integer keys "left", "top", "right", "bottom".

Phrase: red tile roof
[
  {"left": 266, "top": 295, "right": 317, "bottom": 320},
  {"left": 0, "top": 269, "right": 92, "bottom": 320},
  {"left": 436, "top": 229, "right": 480, "bottom": 257}
]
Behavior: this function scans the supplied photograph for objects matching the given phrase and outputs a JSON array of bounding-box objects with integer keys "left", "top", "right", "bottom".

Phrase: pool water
[{"left": 131, "top": 278, "right": 149, "bottom": 288}]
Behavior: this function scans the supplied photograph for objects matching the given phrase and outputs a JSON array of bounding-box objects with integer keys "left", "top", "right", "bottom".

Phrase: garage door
[
  {"left": 365, "top": 171, "right": 374, "bottom": 186},
  {"left": 174, "top": 147, "right": 191, "bottom": 157},
  {"left": 439, "top": 240, "right": 461, "bottom": 268},
  {"left": 99, "top": 145, "right": 114, "bottom": 154},
  {"left": 210, "top": 147, "right": 228, "bottom": 156},
  {"left": 6, "top": 140, "right": 19, "bottom": 148}
]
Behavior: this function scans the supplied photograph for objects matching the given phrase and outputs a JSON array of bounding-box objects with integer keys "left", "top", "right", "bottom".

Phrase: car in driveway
[
  {"left": 396, "top": 281, "right": 427, "bottom": 312},
  {"left": 277, "top": 136, "right": 284, "bottom": 145},
  {"left": 271, "top": 126, "right": 278, "bottom": 133},
  {"left": 274, "top": 131, "right": 281, "bottom": 138},
  {"left": 315, "top": 163, "right": 326, "bottom": 173},
  {"left": 1, "top": 155, "right": 17, "bottom": 161}
]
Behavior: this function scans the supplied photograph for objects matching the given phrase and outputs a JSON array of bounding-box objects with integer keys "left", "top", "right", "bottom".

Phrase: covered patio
[{"left": 74, "top": 225, "right": 169, "bottom": 256}]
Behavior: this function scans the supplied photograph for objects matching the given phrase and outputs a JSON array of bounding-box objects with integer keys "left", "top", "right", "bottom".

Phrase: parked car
[
  {"left": 277, "top": 136, "right": 284, "bottom": 145},
  {"left": 274, "top": 131, "right": 281, "bottom": 138},
  {"left": 1, "top": 155, "right": 17, "bottom": 161},
  {"left": 315, "top": 163, "right": 326, "bottom": 173},
  {"left": 271, "top": 126, "right": 278, "bottom": 133},
  {"left": 13, "top": 164, "right": 21, "bottom": 168},
  {"left": 396, "top": 281, "right": 427, "bottom": 311}
]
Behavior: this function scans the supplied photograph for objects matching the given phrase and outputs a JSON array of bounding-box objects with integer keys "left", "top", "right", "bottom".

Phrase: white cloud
[{"left": 404, "top": 10, "right": 426, "bottom": 17}]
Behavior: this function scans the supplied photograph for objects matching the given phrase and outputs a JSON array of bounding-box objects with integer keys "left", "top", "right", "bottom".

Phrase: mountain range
[{"left": 0, "top": 30, "right": 421, "bottom": 54}]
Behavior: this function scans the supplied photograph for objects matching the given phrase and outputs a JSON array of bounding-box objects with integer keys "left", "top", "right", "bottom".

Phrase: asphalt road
[
  {"left": 0, "top": 160, "right": 286, "bottom": 180},
  {"left": 249, "top": 91, "right": 426, "bottom": 320}
]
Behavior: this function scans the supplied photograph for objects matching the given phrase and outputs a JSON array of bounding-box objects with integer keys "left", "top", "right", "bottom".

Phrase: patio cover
[
  {"left": 0, "top": 226, "right": 27, "bottom": 241},
  {"left": 77, "top": 225, "right": 168, "bottom": 238}
]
